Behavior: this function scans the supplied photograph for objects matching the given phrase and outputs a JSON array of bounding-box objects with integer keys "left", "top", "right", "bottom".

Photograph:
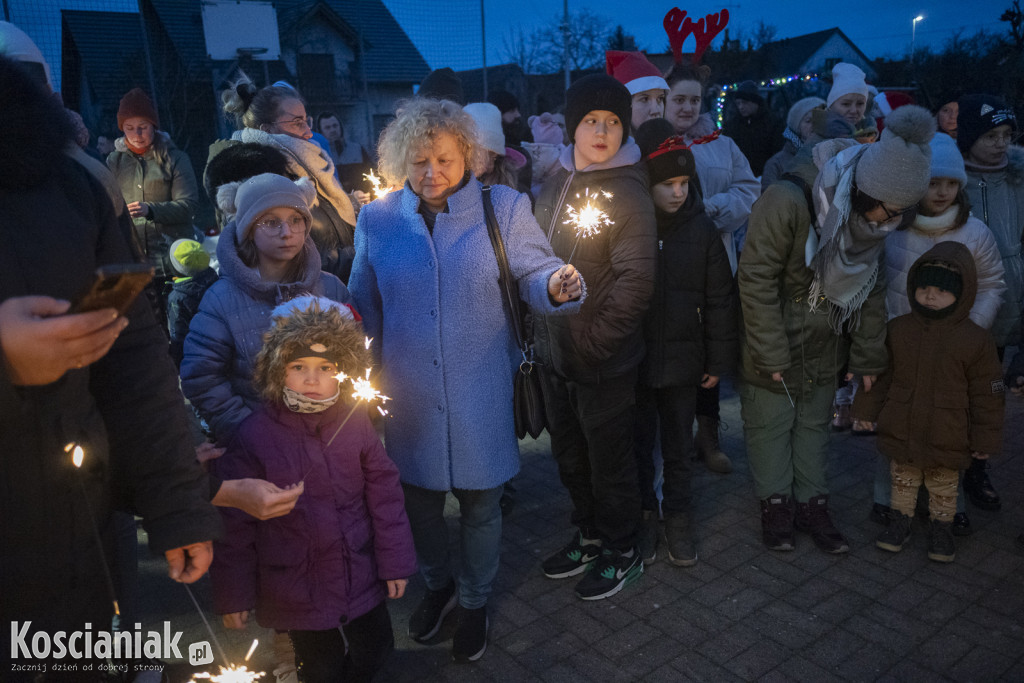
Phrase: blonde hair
[{"left": 376, "top": 97, "right": 485, "bottom": 187}]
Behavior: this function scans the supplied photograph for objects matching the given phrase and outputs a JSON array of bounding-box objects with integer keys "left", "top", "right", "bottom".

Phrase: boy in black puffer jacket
[{"left": 632, "top": 119, "right": 738, "bottom": 567}]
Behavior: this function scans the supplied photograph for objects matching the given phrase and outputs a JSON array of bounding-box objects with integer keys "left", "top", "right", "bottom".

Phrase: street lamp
[{"left": 911, "top": 15, "right": 924, "bottom": 59}]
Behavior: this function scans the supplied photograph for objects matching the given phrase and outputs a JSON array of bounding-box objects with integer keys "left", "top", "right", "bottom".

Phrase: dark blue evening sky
[{"left": 384, "top": 0, "right": 1007, "bottom": 72}]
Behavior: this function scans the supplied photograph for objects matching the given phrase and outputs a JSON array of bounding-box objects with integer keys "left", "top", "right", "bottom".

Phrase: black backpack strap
[{"left": 780, "top": 172, "right": 817, "bottom": 232}]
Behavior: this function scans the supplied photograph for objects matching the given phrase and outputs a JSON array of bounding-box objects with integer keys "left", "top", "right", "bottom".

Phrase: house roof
[
  {"left": 147, "top": 0, "right": 427, "bottom": 84},
  {"left": 759, "top": 27, "right": 874, "bottom": 76},
  {"left": 61, "top": 10, "right": 145, "bottom": 108}
]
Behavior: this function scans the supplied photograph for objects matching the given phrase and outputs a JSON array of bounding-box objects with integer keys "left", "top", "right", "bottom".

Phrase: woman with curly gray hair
[{"left": 348, "top": 97, "right": 583, "bottom": 663}]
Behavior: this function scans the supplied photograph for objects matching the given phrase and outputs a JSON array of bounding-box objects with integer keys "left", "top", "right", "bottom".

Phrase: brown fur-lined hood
[{"left": 253, "top": 296, "right": 370, "bottom": 402}]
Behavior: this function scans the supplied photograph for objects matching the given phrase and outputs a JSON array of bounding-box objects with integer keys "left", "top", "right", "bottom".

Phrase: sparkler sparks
[
  {"left": 363, "top": 170, "right": 393, "bottom": 200},
  {"left": 190, "top": 665, "right": 265, "bottom": 682},
  {"left": 563, "top": 188, "right": 614, "bottom": 263}
]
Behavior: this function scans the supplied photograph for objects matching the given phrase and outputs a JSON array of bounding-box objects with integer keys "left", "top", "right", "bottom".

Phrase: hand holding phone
[{"left": 0, "top": 296, "right": 129, "bottom": 385}]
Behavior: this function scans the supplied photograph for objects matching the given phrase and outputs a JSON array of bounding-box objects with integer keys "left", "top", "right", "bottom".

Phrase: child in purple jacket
[{"left": 210, "top": 296, "right": 415, "bottom": 682}]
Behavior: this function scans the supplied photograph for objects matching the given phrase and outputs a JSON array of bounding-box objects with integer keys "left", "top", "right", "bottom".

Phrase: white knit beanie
[
  {"left": 217, "top": 173, "right": 316, "bottom": 241},
  {"left": 464, "top": 102, "right": 505, "bottom": 157},
  {"left": 827, "top": 63, "right": 869, "bottom": 108},
  {"left": 929, "top": 133, "right": 968, "bottom": 186},
  {"left": 787, "top": 96, "right": 826, "bottom": 133}
]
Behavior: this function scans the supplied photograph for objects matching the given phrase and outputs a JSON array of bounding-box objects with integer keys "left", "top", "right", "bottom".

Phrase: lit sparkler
[
  {"left": 190, "top": 665, "right": 265, "bottom": 682},
  {"left": 563, "top": 188, "right": 614, "bottom": 263},
  {"left": 363, "top": 170, "right": 394, "bottom": 200},
  {"left": 67, "top": 442, "right": 120, "bottom": 619}
]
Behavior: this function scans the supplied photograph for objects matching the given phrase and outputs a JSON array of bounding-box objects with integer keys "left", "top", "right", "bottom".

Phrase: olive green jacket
[
  {"left": 107, "top": 132, "right": 199, "bottom": 276},
  {"left": 738, "top": 147, "right": 887, "bottom": 394}
]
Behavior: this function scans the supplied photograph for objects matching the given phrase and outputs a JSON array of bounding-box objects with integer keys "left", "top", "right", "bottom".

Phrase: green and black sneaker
[
  {"left": 574, "top": 546, "right": 643, "bottom": 600},
  {"left": 542, "top": 531, "right": 602, "bottom": 579}
]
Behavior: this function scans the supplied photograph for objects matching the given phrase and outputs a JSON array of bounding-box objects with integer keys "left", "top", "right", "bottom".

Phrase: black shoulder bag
[{"left": 481, "top": 186, "right": 547, "bottom": 439}]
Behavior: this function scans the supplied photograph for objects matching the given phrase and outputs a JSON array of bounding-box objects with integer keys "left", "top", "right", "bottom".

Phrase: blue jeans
[{"left": 402, "top": 483, "right": 503, "bottom": 610}]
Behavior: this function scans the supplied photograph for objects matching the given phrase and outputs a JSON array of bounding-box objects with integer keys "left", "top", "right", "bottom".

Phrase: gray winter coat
[
  {"left": 964, "top": 146, "right": 1024, "bottom": 346},
  {"left": 180, "top": 219, "right": 352, "bottom": 443}
]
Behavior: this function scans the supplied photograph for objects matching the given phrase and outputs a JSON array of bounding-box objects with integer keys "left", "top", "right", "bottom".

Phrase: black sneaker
[
  {"left": 574, "top": 547, "right": 643, "bottom": 600},
  {"left": 638, "top": 510, "right": 659, "bottom": 565},
  {"left": 663, "top": 515, "right": 697, "bottom": 567},
  {"left": 964, "top": 460, "right": 1001, "bottom": 510},
  {"left": 451, "top": 605, "right": 488, "bottom": 663},
  {"left": 875, "top": 512, "right": 911, "bottom": 552},
  {"left": 927, "top": 519, "right": 956, "bottom": 563},
  {"left": 408, "top": 581, "right": 457, "bottom": 642},
  {"left": 542, "top": 531, "right": 602, "bottom": 579},
  {"left": 952, "top": 511, "right": 972, "bottom": 536}
]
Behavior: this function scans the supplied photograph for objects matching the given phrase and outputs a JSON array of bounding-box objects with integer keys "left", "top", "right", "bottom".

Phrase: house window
[
  {"left": 298, "top": 53, "right": 337, "bottom": 103},
  {"left": 823, "top": 57, "right": 841, "bottom": 73}
]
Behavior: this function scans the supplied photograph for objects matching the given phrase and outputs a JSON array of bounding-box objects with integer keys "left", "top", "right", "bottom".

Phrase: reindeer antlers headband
[{"left": 663, "top": 8, "right": 730, "bottom": 65}]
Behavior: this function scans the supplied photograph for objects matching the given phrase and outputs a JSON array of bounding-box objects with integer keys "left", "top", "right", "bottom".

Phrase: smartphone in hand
[{"left": 71, "top": 264, "right": 154, "bottom": 315}]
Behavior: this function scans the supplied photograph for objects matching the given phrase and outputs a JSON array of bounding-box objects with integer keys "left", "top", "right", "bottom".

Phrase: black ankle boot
[
  {"left": 794, "top": 494, "right": 849, "bottom": 554},
  {"left": 964, "top": 459, "right": 1001, "bottom": 511},
  {"left": 759, "top": 494, "right": 794, "bottom": 551}
]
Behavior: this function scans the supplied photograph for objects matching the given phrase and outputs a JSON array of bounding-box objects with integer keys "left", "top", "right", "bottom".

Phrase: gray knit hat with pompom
[{"left": 855, "top": 105, "right": 936, "bottom": 209}]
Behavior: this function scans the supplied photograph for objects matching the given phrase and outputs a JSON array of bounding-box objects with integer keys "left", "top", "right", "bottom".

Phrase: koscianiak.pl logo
[{"left": 9, "top": 621, "right": 214, "bottom": 674}]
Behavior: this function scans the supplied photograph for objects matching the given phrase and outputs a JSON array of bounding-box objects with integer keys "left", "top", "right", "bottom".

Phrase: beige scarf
[{"left": 235, "top": 128, "right": 356, "bottom": 227}]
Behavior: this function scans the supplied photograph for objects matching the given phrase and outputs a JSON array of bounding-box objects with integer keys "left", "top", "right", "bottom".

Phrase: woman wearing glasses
[
  {"left": 181, "top": 173, "right": 353, "bottom": 447},
  {"left": 738, "top": 105, "right": 936, "bottom": 554},
  {"left": 216, "top": 73, "right": 359, "bottom": 282}
]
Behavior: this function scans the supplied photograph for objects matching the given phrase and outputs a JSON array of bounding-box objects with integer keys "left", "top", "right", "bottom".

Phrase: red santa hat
[{"left": 605, "top": 51, "right": 668, "bottom": 96}]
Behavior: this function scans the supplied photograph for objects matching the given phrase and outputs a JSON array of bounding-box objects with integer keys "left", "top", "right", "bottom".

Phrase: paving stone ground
[{"left": 139, "top": 378, "right": 1024, "bottom": 682}]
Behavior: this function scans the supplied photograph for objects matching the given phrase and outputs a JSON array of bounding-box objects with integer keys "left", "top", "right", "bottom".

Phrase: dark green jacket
[
  {"left": 107, "top": 132, "right": 199, "bottom": 277},
  {"left": 737, "top": 146, "right": 887, "bottom": 393}
]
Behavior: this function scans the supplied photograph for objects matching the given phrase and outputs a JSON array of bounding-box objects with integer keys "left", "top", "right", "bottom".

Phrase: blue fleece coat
[
  {"left": 180, "top": 218, "right": 352, "bottom": 442},
  {"left": 349, "top": 178, "right": 582, "bottom": 491}
]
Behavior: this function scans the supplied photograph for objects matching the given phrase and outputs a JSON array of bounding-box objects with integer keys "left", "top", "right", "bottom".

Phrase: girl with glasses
[{"left": 213, "top": 73, "right": 360, "bottom": 283}]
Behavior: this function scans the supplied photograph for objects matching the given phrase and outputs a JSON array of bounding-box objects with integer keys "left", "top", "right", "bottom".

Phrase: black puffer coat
[
  {"left": 640, "top": 186, "right": 738, "bottom": 387},
  {"left": 533, "top": 156, "right": 656, "bottom": 383},
  {"left": 0, "top": 58, "right": 221, "bottom": 640}
]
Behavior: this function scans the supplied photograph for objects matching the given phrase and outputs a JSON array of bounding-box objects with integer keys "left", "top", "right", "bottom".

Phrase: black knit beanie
[
  {"left": 913, "top": 263, "right": 963, "bottom": 300},
  {"left": 419, "top": 68, "right": 465, "bottom": 105},
  {"left": 636, "top": 118, "right": 696, "bottom": 184},
  {"left": 957, "top": 94, "right": 1017, "bottom": 155},
  {"left": 565, "top": 74, "right": 632, "bottom": 144}
]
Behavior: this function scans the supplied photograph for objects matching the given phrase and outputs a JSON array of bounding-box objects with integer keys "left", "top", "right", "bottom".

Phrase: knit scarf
[
  {"left": 235, "top": 128, "right": 356, "bottom": 227},
  {"left": 808, "top": 144, "right": 891, "bottom": 332},
  {"left": 912, "top": 205, "right": 958, "bottom": 235},
  {"left": 282, "top": 386, "right": 340, "bottom": 413},
  {"left": 125, "top": 141, "right": 151, "bottom": 156}
]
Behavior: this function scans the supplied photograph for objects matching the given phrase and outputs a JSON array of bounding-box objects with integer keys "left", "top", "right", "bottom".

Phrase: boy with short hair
[
  {"left": 533, "top": 73, "right": 656, "bottom": 600},
  {"left": 854, "top": 242, "right": 1005, "bottom": 562},
  {"left": 631, "top": 118, "right": 738, "bottom": 566}
]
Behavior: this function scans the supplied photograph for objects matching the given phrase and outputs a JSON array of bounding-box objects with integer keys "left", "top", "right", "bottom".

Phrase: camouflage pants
[{"left": 890, "top": 461, "right": 958, "bottom": 521}]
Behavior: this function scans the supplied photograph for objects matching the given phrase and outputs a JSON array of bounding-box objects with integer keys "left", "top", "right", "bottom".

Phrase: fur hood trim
[
  {"left": 253, "top": 297, "right": 370, "bottom": 402},
  {"left": 682, "top": 113, "right": 716, "bottom": 141}
]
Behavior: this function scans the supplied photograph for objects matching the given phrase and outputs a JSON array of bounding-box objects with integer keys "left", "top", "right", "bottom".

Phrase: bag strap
[
  {"left": 781, "top": 172, "right": 817, "bottom": 233},
  {"left": 481, "top": 186, "right": 528, "bottom": 354}
]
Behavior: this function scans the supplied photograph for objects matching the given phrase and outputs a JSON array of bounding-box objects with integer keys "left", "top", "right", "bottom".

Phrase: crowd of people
[{"left": 2, "top": 15, "right": 1023, "bottom": 680}]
